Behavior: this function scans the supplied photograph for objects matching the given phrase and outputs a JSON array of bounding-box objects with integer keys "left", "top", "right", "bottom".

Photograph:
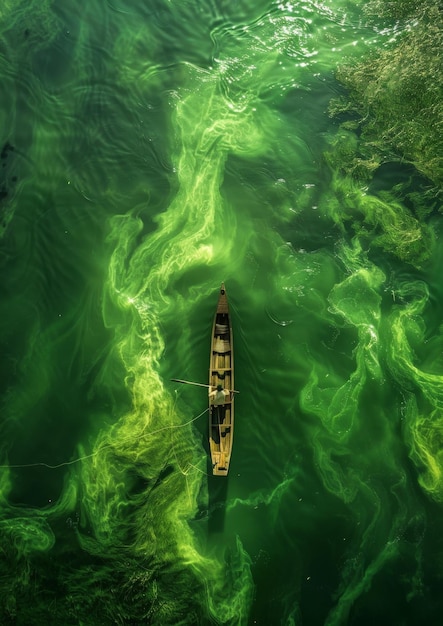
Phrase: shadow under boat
[{"left": 207, "top": 472, "right": 228, "bottom": 534}]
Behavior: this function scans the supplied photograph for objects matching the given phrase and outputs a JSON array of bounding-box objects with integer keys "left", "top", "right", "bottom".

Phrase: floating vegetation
[{"left": 329, "top": 0, "right": 443, "bottom": 191}]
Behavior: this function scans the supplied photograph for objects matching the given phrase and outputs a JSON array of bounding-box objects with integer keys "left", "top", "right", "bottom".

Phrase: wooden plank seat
[
  {"left": 214, "top": 337, "right": 231, "bottom": 353},
  {"left": 216, "top": 324, "right": 229, "bottom": 334}
]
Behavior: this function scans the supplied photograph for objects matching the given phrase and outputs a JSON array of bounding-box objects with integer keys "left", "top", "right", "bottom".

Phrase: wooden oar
[
  {"left": 170, "top": 378, "right": 239, "bottom": 394},
  {"left": 172, "top": 379, "right": 237, "bottom": 450}
]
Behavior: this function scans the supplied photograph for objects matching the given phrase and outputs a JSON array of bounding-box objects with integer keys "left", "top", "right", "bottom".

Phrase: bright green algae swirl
[
  {"left": 387, "top": 280, "right": 443, "bottom": 502},
  {"left": 296, "top": 240, "right": 417, "bottom": 625},
  {"left": 0, "top": 1, "right": 314, "bottom": 623},
  {"left": 77, "top": 12, "right": 310, "bottom": 623}
]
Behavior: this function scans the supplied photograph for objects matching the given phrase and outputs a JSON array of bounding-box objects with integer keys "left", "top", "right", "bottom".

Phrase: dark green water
[{"left": 1, "top": 0, "right": 443, "bottom": 624}]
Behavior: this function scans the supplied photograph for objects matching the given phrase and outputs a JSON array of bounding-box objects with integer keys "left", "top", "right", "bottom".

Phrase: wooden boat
[{"left": 209, "top": 283, "right": 234, "bottom": 476}]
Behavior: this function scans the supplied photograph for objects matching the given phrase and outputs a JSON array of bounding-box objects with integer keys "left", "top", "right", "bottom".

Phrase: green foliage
[
  {"left": 363, "top": 0, "right": 425, "bottom": 19},
  {"left": 331, "top": 0, "right": 443, "bottom": 189},
  {"left": 324, "top": 129, "right": 383, "bottom": 183},
  {"left": 321, "top": 174, "right": 434, "bottom": 268}
]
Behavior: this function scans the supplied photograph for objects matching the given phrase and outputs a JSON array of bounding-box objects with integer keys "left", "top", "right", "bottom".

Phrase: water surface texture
[{"left": 1, "top": 0, "right": 443, "bottom": 624}]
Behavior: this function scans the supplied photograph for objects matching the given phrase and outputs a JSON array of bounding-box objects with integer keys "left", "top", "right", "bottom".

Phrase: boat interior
[{"left": 210, "top": 312, "right": 233, "bottom": 473}]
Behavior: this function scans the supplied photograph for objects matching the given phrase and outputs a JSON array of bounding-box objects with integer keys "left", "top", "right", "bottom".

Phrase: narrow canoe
[{"left": 209, "top": 283, "right": 234, "bottom": 476}]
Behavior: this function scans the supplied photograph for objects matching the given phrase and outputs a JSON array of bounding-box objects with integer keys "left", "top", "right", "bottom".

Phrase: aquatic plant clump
[
  {"left": 363, "top": 0, "right": 428, "bottom": 19},
  {"left": 330, "top": 0, "right": 443, "bottom": 189}
]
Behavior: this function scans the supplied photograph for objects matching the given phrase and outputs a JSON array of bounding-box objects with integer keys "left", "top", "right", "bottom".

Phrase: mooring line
[{"left": 0, "top": 408, "right": 209, "bottom": 470}]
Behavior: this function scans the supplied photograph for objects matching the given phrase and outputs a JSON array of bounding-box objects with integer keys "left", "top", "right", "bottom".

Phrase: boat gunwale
[{"left": 209, "top": 283, "right": 234, "bottom": 476}]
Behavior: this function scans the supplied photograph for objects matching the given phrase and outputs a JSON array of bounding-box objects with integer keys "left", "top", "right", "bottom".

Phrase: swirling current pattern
[{"left": 1, "top": 0, "right": 442, "bottom": 625}]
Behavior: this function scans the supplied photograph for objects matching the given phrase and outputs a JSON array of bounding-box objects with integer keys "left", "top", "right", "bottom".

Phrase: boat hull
[{"left": 209, "top": 284, "right": 234, "bottom": 476}]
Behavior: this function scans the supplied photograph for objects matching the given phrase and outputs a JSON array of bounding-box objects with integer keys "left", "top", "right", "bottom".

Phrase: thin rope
[{"left": 0, "top": 407, "right": 209, "bottom": 470}]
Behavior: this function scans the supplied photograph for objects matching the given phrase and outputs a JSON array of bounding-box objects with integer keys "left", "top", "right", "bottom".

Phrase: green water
[{"left": 1, "top": 0, "right": 443, "bottom": 624}]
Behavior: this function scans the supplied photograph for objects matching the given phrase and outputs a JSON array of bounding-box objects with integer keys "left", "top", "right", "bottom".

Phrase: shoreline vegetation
[
  {"left": 325, "top": 0, "right": 443, "bottom": 193},
  {"left": 324, "top": 0, "right": 442, "bottom": 267}
]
